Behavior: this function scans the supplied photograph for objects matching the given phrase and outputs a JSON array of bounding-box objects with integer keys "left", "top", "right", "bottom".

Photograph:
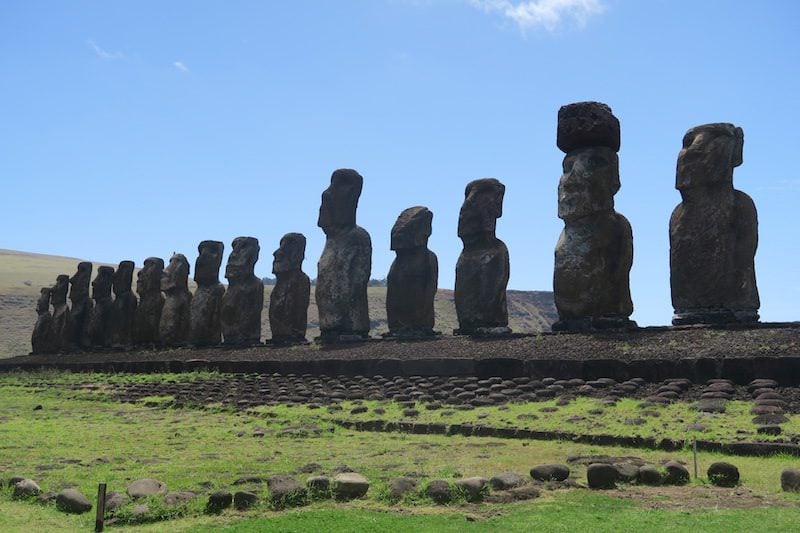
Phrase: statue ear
[{"left": 732, "top": 127, "right": 744, "bottom": 167}]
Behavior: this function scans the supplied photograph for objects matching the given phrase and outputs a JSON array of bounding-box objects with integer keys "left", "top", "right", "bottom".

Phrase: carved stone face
[
  {"left": 195, "top": 241, "right": 224, "bottom": 285},
  {"left": 137, "top": 257, "right": 164, "bottom": 295},
  {"left": 36, "top": 287, "right": 51, "bottom": 314},
  {"left": 391, "top": 206, "right": 432, "bottom": 250},
  {"left": 676, "top": 123, "right": 743, "bottom": 190},
  {"left": 273, "top": 233, "right": 306, "bottom": 274},
  {"left": 113, "top": 261, "right": 135, "bottom": 296},
  {"left": 51, "top": 275, "right": 70, "bottom": 305},
  {"left": 92, "top": 266, "right": 114, "bottom": 300},
  {"left": 558, "top": 147, "right": 619, "bottom": 221},
  {"left": 317, "top": 169, "right": 363, "bottom": 237},
  {"left": 225, "top": 237, "right": 259, "bottom": 282},
  {"left": 161, "top": 254, "right": 190, "bottom": 292},
  {"left": 457, "top": 178, "right": 505, "bottom": 240},
  {"left": 69, "top": 261, "right": 92, "bottom": 299}
]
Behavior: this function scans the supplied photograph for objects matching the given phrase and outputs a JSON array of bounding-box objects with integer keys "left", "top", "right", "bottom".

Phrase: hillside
[{"left": 0, "top": 249, "right": 557, "bottom": 358}]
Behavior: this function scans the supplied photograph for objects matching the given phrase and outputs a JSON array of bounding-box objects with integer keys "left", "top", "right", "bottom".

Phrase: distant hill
[{"left": 0, "top": 249, "right": 557, "bottom": 358}]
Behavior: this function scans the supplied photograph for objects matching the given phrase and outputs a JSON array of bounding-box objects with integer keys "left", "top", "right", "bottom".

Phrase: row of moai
[{"left": 31, "top": 101, "right": 760, "bottom": 353}]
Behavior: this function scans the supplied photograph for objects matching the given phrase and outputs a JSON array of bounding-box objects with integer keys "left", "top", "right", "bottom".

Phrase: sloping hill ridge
[{"left": 0, "top": 249, "right": 556, "bottom": 357}]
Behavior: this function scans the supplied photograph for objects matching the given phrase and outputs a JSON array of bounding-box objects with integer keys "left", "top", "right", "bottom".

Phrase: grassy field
[
  {"left": 2, "top": 371, "right": 800, "bottom": 532},
  {"left": 0, "top": 249, "right": 556, "bottom": 357}
]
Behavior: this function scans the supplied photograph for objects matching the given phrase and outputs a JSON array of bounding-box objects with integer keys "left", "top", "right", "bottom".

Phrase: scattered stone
[
  {"left": 662, "top": 461, "right": 690, "bottom": 485},
  {"left": 206, "top": 491, "right": 233, "bottom": 513},
  {"left": 332, "top": 472, "right": 370, "bottom": 500},
  {"left": 37, "top": 491, "right": 57, "bottom": 503},
  {"left": 780, "top": 468, "right": 800, "bottom": 492},
  {"left": 489, "top": 472, "right": 525, "bottom": 491},
  {"left": 530, "top": 464, "right": 570, "bottom": 482},
  {"left": 425, "top": 479, "right": 452, "bottom": 504},
  {"left": 234, "top": 491, "right": 259, "bottom": 510},
  {"left": 104, "top": 491, "right": 129, "bottom": 512},
  {"left": 455, "top": 477, "right": 488, "bottom": 502},
  {"left": 587, "top": 463, "right": 618, "bottom": 489},
  {"left": 389, "top": 476, "right": 419, "bottom": 499},
  {"left": 267, "top": 475, "right": 306, "bottom": 506},
  {"left": 55, "top": 489, "right": 92, "bottom": 514},
  {"left": 757, "top": 425, "right": 782, "bottom": 436},
  {"left": 13, "top": 479, "right": 41, "bottom": 499},
  {"left": 707, "top": 462, "right": 740, "bottom": 487},
  {"left": 613, "top": 463, "right": 639, "bottom": 483},
  {"left": 694, "top": 399, "right": 727, "bottom": 413},
  {"left": 752, "top": 413, "right": 789, "bottom": 425},
  {"left": 131, "top": 504, "right": 150, "bottom": 519},
  {"left": 637, "top": 466, "right": 662, "bottom": 485},
  {"left": 127, "top": 479, "right": 167, "bottom": 499},
  {"left": 163, "top": 491, "right": 196, "bottom": 506},
  {"left": 306, "top": 476, "right": 331, "bottom": 498}
]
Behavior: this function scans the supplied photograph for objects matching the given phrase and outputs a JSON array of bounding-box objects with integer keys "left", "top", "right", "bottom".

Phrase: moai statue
[
  {"left": 553, "top": 101, "right": 634, "bottom": 331},
  {"left": 670, "top": 123, "right": 759, "bottom": 325},
  {"left": 385, "top": 206, "right": 438, "bottom": 337},
  {"left": 134, "top": 257, "right": 165, "bottom": 346},
  {"left": 110, "top": 260, "right": 137, "bottom": 348},
  {"left": 190, "top": 240, "right": 225, "bottom": 346},
  {"left": 31, "top": 287, "right": 57, "bottom": 354},
  {"left": 315, "top": 169, "right": 372, "bottom": 341},
  {"left": 220, "top": 237, "right": 263, "bottom": 345},
  {"left": 68, "top": 261, "right": 93, "bottom": 350},
  {"left": 50, "top": 274, "right": 71, "bottom": 351},
  {"left": 269, "top": 233, "right": 311, "bottom": 343},
  {"left": 454, "top": 178, "right": 510, "bottom": 335},
  {"left": 159, "top": 253, "right": 192, "bottom": 346},
  {"left": 88, "top": 266, "right": 115, "bottom": 349}
]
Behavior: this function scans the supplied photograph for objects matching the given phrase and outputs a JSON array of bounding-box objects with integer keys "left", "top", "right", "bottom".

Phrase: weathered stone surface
[
  {"left": 234, "top": 490, "right": 258, "bottom": 510},
  {"left": 269, "top": 233, "right": 310, "bottom": 343},
  {"left": 557, "top": 101, "right": 621, "bottom": 153},
  {"left": 455, "top": 476, "right": 488, "bottom": 502},
  {"left": 670, "top": 123, "right": 759, "bottom": 325},
  {"left": 332, "top": 472, "right": 369, "bottom": 500},
  {"left": 386, "top": 206, "right": 438, "bottom": 337},
  {"left": 111, "top": 261, "right": 137, "bottom": 348},
  {"left": 316, "top": 169, "right": 372, "bottom": 340},
  {"left": 221, "top": 237, "right": 263, "bottom": 345},
  {"left": 306, "top": 475, "right": 331, "bottom": 498},
  {"left": 163, "top": 491, "right": 196, "bottom": 506},
  {"left": 55, "top": 488, "right": 92, "bottom": 513},
  {"left": 587, "top": 463, "right": 618, "bottom": 489},
  {"left": 662, "top": 461, "right": 690, "bottom": 485},
  {"left": 613, "top": 462, "right": 640, "bottom": 483},
  {"left": 425, "top": 479, "right": 452, "bottom": 503},
  {"left": 490, "top": 472, "right": 525, "bottom": 491},
  {"left": 127, "top": 478, "right": 168, "bottom": 499},
  {"left": 707, "top": 462, "right": 739, "bottom": 487},
  {"left": 206, "top": 491, "right": 232, "bottom": 513},
  {"left": 530, "top": 464, "right": 570, "bottom": 482},
  {"left": 454, "top": 178, "right": 510, "bottom": 335},
  {"left": 159, "top": 253, "right": 192, "bottom": 346},
  {"left": 190, "top": 241, "right": 225, "bottom": 346},
  {"left": 12, "top": 478, "right": 41, "bottom": 499},
  {"left": 31, "top": 287, "right": 57, "bottom": 354},
  {"left": 134, "top": 257, "right": 164, "bottom": 345},
  {"left": 88, "top": 266, "right": 114, "bottom": 348},
  {"left": 389, "top": 476, "right": 419, "bottom": 499},
  {"left": 104, "top": 491, "right": 129, "bottom": 511},
  {"left": 68, "top": 261, "right": 92, "bottom": 349},
  {"left": 50, "top": 274, "right": 71, "bottom": 351},
  {"left": 553, "top": 103, "right": 634, "bottom": 332},
  {"left": 637, "top": 465, "right": 662, "bottom": 485},
  {"left": 267, "top": 474, "right": 307, "bottom": 505},
  {"left": 780, "top": 468, "right": 800, "bottom": 492}
]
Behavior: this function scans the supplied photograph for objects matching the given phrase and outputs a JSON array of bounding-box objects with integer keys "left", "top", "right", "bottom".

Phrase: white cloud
[
  {"left": 87, "top": 40, "right": 123, "bottom": 60},
  {"left": 470, "top": 0, "right": 606, "bottom": 32},
  {"left": 173, "top": 61, "right": 190, "bottom": 73}
]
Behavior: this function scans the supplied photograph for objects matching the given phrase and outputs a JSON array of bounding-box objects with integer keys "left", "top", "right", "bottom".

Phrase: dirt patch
[{"left": 616, "top": 484, "right": 790, "bottom": 510}]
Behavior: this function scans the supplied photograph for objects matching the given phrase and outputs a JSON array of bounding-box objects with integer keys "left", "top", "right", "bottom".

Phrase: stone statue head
[
  {"left": 391, "top": 206, "right": 433, "bottom": 251},
  {"left": 36, "top": 287, "right": 52, "bottom": 315},
  {"left": 318, "top": 169, "right": 363, "bottom": 237},
  {"left": 137, "top": 257, "right": 164, "bottom": 295},
  {"left": 676, "top": 123, "right": 743, "bottom": 190},
  {"left": 457, "top": 178, "right": 505, "bottom": 240},
  {"left": 113, "top": 261, "right": 135, "bottom": 296},
  {"left": 161, "top": 254, "right": 190, "bottom": 292},
  {"left": 272, "top": 233, "right": 306, "bottom": 274},
  {"left": 195, "top": 240, "right": 224, "bottom": 286},
  {"left": 92, "top": 266, "right": 114, "bottom": 301},
  {"left": 51, "top": 275, "right": 70, "bottom": 305},
  {"left": 225, "top": 237, "right": 259, "bottom": 282},
  {"left": 558, "top": 147, "right": 620, "bottom": 221},
  {"left": 69, "top": 261, "right": 93, "bottom": 299}
]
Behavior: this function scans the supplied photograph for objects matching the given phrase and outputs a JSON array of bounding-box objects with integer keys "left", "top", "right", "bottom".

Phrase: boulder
[
  {"left": 234, "top": 491, "right": 259, "bottom": 510},
  {"left": 55, "top": 489, "right": 92, "bottom": 514},
  {"left": 780, "top": 468, "right": 800, "bottom": 492},
  {"left": 13, "top": 478, "right": 41, "bottom": 499},
  {"left": 587, "top": 463, "right": 618, "bottom": 489},
  {"left": 307, "top": 475, "right": 331, "bottom": 498},
  {"left": 425, "top": 479, "right": 452, "bottom": 504},
  {"left": 707, "top": 462, "right": 739, "bottom": 487},
  {"left": 613, "top": 463, "right": 640, "bottom": 483},
  {"left": 663, "top": 461, "right": 690, "bottom": 485},
  {"left": 163, "top": 491, "right": 196, "bottom": 506},
  {"left": 206, "top": 491, "right": 232, "bottom": 513},
  {"left": 637, "top": 465, "right": 662, "bottom": 486},
  {"left": 455, "top": 477, "right": 488, "bottom": 502},
  {"left": 389, "top": 476, "right": 419, "bottom": 499},
  {"left": 490, "top": 472, "right": 526, "bottom": 491},
  {"left": 127, "top": 478, "right": 167, "bottom": 499},
  {"left": 267, "top": 475, "right": 306, "bottom": 506},
  {"left": 530, "top": 464, "right": 570, "bottom": 482},
  {"left": 332, "top": 472, "right": 370, "bottom": 500},
  {"left": 104, "top": 491, "right": 129, "bottom": 512}
]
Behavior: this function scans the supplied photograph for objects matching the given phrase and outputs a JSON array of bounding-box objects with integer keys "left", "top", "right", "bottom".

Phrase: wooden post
[
  {"left": 95, "top": 482, "right": 107, "bottom": 533},
  {"left": 692, "top": 438, "right": 698, "bottom": 479}
]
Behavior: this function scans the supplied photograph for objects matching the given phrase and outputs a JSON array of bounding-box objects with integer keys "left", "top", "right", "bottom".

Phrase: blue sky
[{"left": 1, "top": 0, "right": 798, "bottom": 326}]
